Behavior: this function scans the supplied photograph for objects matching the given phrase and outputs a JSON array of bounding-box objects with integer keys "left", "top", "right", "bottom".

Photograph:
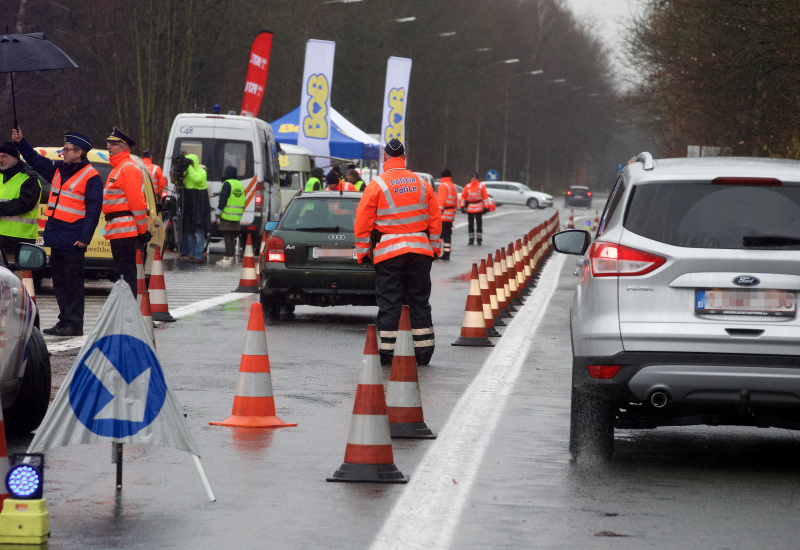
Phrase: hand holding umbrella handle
[{"left": 11, "top": 127, "right": 22, "bottom": 143}]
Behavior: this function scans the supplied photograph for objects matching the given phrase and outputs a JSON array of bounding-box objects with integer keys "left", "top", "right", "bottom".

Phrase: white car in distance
[{"left": 483, "top": 181, "right": 553, "bottom": 209}]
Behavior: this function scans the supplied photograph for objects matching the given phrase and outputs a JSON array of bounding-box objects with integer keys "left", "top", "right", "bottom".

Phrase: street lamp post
[{"left": 502, "top": 69, "right": 543, "bottom": 181}]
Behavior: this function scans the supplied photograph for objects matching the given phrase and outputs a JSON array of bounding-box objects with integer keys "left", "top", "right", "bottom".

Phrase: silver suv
[{"left": 553, "top": 152, "right": 800, "bottom": 459}]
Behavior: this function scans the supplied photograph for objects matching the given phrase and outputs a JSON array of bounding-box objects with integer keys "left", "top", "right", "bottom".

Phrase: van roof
[{"left": 278, "top": 143, "right": 313, "bottom": 155}]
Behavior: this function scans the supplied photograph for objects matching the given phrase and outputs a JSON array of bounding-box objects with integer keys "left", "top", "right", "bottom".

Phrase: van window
[{"left": 173, "top": 138, "right": 254, "bottom": 181}]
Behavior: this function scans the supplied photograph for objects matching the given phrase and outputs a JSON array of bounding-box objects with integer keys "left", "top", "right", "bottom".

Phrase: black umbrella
[{"left": 0, "top": 32, "right": 78, "bottom": 127}]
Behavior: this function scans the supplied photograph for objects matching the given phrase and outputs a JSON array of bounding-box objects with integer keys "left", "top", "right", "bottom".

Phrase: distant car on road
[
  {"left": 483, "top": 181, "right": 553, "bottom": 209},
  {"left": 553, "top": 152, "right": 800, "bottom": 459},
  {"left": 565, "top": 185, "right": 592, "bottom": 208},
  {"left": 0, "top": 243, "right": 50, "bottom": 434},
  {"left": 258, "top": 191, "right": 377, "bottom": 319}
]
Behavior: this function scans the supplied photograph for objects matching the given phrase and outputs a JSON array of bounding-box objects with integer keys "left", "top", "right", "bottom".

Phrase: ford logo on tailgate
[{"left": 733, "top": 275, "right": 760, "bottom": 287}]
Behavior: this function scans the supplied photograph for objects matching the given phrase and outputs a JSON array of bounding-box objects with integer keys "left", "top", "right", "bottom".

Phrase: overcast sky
[{"left": 560, "top": 0, "right": 647, "bottom": 87}]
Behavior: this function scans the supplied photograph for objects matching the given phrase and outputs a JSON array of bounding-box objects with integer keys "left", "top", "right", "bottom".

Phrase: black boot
[
  {"left": 441, "top": 253, "right": 450, "bottom": 261},
  {"left": 468, "top": 239, "right": 474, "bottom": 245}
]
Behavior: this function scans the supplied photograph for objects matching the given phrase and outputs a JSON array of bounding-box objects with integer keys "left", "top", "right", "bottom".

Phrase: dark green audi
[{"left": 258, "top": 191, "right": 377, "bottom": 319}]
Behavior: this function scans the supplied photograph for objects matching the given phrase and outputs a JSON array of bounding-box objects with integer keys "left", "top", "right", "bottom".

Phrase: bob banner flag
[
  {"left": 298, "top": 39, "right": 336, "bottom": 165},
  {"left": 380, "top": 56, "right": 412, "bottom": 171},
  {"left": 240, "top": 31, "right": 274, "bottom": 117}
]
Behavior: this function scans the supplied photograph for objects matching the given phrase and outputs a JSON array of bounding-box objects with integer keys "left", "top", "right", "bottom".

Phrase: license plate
[
  {"left": 311, "top": 247, "right": 356, "bottom": 260},
  {"left": 696, "top": 289, "right": 796, "bottom": 317}
]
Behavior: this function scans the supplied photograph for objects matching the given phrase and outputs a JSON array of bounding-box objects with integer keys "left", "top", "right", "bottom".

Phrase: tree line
[{"left": 3, "top": 0, "right": 620, "bottom": 191}]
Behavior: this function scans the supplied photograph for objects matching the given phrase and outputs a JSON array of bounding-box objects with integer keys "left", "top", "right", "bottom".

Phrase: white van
[
  {"left": 277, "top": 143, "right": 312, "bottom": 213},
  {"left": 163, "top": 113, "right": 281, "bottom": 245}
]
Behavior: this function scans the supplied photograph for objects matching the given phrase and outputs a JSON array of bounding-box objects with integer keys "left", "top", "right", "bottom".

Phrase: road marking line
[
  {"left": 453, "top": 208, "right": 539, "bottom": 230},
  {"left": 370, "top": 252, "right": 565, "bottom": 550},
  {"left": 46, "top": 292, "right": 252, "bottom": 354}
]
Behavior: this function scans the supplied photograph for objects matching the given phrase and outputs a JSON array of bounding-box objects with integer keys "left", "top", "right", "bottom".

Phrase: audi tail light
[
  {"left": 589, "top": 242, "right": 666, "bottom": 277},
  {"left": 266, "top": 235, "right": 285, "bottom": 263}
]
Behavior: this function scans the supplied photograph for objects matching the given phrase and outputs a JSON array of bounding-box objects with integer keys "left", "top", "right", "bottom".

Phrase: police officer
[
  {"left": 461, "top": 172, "right": 489, "bottom": 245},
  {"left": 217, "top": 165, "right": 244, "bottom": 265},
  {"left": 345, "top": 169, "right": 366, "bottom": 192},
  {"left": 354, "top": 138, "right": 442, "bottom": 365},
  {"left": 304, "top": 167, "right": 324, "bottom": 192},
  {"left": 141, "top": 149, "right": 167, "bottom": 195},
  {"left": 436, "top": 168, "right": 458, "bottom": 260},
  {"left": 104, "top": 127, "right": 149, "bottom": 298},
  {"left": 0, "top": 141, "right": 40, "bottom": 267},
  {"left": 12, "top": 128, "right": 103, "bottom": 337}
]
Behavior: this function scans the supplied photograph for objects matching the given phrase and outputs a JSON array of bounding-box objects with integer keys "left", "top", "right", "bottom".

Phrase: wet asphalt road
[{"left": 10, "top": 204, "right": 800, "bottom": 549}]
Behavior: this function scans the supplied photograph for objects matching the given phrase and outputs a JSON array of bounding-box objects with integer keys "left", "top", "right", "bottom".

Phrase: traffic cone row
[
  {"left": 450, "top": 212, "right": 560, "bottom": 345},
  {"left": 235, "top": 234, "right": 259, "bottom": 293}
]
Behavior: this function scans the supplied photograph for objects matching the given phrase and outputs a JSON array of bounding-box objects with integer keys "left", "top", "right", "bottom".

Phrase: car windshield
[
  {"left": 624, "top": 182, "right": 800, "bottom": 249},
  {"left": 280, "top": 198, "right": 358, "bottom": 231}
]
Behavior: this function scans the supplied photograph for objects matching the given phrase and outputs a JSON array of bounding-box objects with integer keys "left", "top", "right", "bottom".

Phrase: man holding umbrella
[{"left": 12, "top": 127, "right": 103, "bottom": 337}]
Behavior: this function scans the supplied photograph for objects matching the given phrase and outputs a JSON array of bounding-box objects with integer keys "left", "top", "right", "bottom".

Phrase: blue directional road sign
[
  {"left": 485, "top": 170, "right": 499, "bottom": 181},
  {"left": 68, "top": 335, "right": 166, "bottom": 438}
]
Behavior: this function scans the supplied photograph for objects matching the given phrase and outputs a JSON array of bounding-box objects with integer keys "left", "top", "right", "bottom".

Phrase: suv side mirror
[
  {"left": 14, "top": 243, "right": 46, "bottom": 270},
  {"left": 552, "top": 230, "right": 591, "bottom": 255}
]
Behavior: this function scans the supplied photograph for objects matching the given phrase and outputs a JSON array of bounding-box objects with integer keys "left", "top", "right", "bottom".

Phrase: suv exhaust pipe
[{"left": 649, "top": 390, "right": 670, "bottom": 408}]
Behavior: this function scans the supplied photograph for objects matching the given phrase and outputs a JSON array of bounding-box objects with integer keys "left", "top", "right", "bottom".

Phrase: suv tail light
[
  {"left": 587, "top": 365, "right": 621, "bottom": 379},
  {"left": 589, "top": 242, "right": 666, "bottom": 277},
  {"left": 266, "top": 235, "right": 285, "bottom": 263}
]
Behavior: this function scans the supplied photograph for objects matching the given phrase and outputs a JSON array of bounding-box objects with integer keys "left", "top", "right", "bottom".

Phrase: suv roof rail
[{"left": 636, "top": 152, "right": 655, "bottom": 171}]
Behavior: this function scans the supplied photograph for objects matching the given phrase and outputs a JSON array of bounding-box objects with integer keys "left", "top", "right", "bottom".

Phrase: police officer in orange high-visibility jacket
[
  {"left": 355, "top": 138, "right": 442, "bottom": 365},
  {"left": 141, "top": 149, "right": 167, "bottom": 195},
  {"left": 436, "top": 168, "right": 458, "bottom": 260},
  {"left": 461, "top": 172, "right": 489, "bottom": 245},
  {"left": 104, "top": 127, "right": 149, "bottom": 298}
]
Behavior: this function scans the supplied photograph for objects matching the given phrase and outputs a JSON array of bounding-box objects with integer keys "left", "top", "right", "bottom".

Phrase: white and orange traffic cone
[
  {"left": 486, "top": 254, "right": 505, "bottom": 327},
  {"left": 21, "top": 271, "right": 35, "bottom": 306},
  {"left": 506, "top": 244, "right": 523, "bottom": 307},
  {"left": 514, "top": 239, "right": 527, "bottom": 296},
  {"left": 210, "top": 303, "right": 296, "bottom": 428},
  {"left": 148, "top": 245, "right": 175, "bottom": 322},
  {"left": 235, "top": 234, "right": 259, "bottom": 293},
  {"left": 478, "top": 259, "right": 500, "bottom": 338},
  {"left": 592, "top": 210, "right": 599, "bottom": 231},
  {"left": 521, "top": 236, "right": 533, "bottom": 293},
  {"left": 452, "top": 264, "right": 494, "bottom": 347},
  {"left": 328, "top": 325, "right": 408, "bottom": 483},
  {"left": 388, "top": 306, "right": 436, "bottom": 438},
  {"left": 140, "top": 289, "right": 156, "bottom": 350},
  {"left": 136, "top": 249, "right": 146, "bottom": 307},
  {"left": 256, "top": 230, "right": 268, "bottom": 276},
  {"left": 494, "top": 250, "right": 513, "bottom": 318},
  {"left": 567, "top": 208, "right": 575, "bottom": 228}
]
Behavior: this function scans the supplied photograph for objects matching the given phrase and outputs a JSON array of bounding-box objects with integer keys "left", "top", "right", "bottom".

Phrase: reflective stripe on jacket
[
  {"left": 221, "top": 178, "right": 246, "bottom": 222},
  {"left": 46, "top": 164, "right": 100, "bottom": 222},
  {"left": 143, "top": 158, "right": 167, "bottom": 194},
  {"left": 353, "top": 156, "right": 442, "bottom": 264},
  {"left": 0, "top": 172, "right": 40, "bottom": 239},
  {"left": 103, "top": 151, "right": 147, "bottom": 240},
  {"left": 461, "top": 179, "right": 489, "bottom": 213},
  {"left": 436, "top": 177, "right": 458, "bottom": 222}
]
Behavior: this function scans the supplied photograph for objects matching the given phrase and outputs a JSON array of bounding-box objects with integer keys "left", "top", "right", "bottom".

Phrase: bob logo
[
  {"left": 303, "top": 74, "right": 329, "bottom": 139},
  {"left": 732, "top": 275, "right": 760, "bottom": 287},
  {"left": 384, "top": 87, "right": 405, "bottom": 143}
]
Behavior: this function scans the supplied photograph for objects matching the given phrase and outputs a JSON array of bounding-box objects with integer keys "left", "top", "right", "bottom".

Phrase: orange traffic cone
[
  {"left": 21, "top": 271, "right": 35, "bottom": 306},
  {"left": 388, "top": 306, "right": 436, "bottom": 438},
  {"left": 148, "top": 245, "right": 175, "bottom": 322},
  {"left": 567, "top": 208, "right": 575, "bottom": 228},
  {"left": 499, "top": 248, "right": 517, "bottom": 313},
  {"left": 506, "top": 244, "right": 523, "bottom": 306},
  {"left": 257, "top": 229, "right": 268, "bottom": 276},
  {"left": 235, "top": 234, "right": 258, "bottom": 293},
  {"left": 514, "top": 239, "right": 527, "bottom": 296},
  {"left": 210, "top": 303, "right": 297, "bottom": 428},
  {"left": 140, "top": 289, "right": 156, "bottom": 350},
  {"left": 486, "top": 254, "right": 504, "bottom": 327},
  {"left": 494, "top": 249, "right": 512, "bottom": 318},
  {"left": 592, "top": 210, "right": 599, "bottom": 231},
  {"left": 136, "top": 249, "right": 146, "bottom": 307},
  {"left": 0, "top": 395, "right": 9, "bottom": 507},
  {"left": 522, "top": 236, "right": 533, "bottom": 291},
  {"left": 328, "top": 325, "right": 408, "bottom": 483},
  {"left": 478, "top": 260, "right": 500, "bottom": 337},
  {"left": 452, "top": 264, "right": 494, "bottom": 347}
]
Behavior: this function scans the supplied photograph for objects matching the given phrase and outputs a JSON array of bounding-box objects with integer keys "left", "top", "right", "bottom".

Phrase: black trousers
[
  {"left": 50, "top": 247, "right": 86, "bottom": 328},
  {"left": 467, "top": 212, "right": 483, "bottom": 240},
  {"left": 110, "top": 236, "right": 139, "bottom": 298},
  {"left": 375, "top": 253, "right": 435, "bottom": 365},
  {"left": 441, "top": 221, "right": 453, "bottom": 255}
]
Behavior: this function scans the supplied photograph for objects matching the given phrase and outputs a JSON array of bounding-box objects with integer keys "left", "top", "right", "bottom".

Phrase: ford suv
[{"left": 553, "top": 152, "right": 800, "bottom": 459}]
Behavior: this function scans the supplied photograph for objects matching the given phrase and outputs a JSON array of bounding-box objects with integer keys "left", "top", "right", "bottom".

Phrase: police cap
[
  {"left": 106, "top": 126, "right": 136, "bottom": 148},
  {"left": 64, "top": 132, "right": 93, "bottom": 153},
  {"left": 384, "top": 138, "right": 405, "bottom": 157}
]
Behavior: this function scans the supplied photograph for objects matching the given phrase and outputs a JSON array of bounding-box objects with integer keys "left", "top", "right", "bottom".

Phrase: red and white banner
[{"left": 240, "top": 31, "right": 274, "bottom": 117}]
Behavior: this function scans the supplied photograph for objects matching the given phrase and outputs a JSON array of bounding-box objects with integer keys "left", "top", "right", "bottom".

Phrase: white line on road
[
  {"left": 370, "top": 252, "right": 566, "bottom": 550},
  {"left": 45, "top": 292, "right": 252, "bottom": 354}
]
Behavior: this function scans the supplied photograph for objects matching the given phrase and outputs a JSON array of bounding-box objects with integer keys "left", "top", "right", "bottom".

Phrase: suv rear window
[
  {"left": 624, "top": 182, "right": 800, "bottom": 249},
  {"left": 280, "top": 198, "right": 358, "bottom": 231}
]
